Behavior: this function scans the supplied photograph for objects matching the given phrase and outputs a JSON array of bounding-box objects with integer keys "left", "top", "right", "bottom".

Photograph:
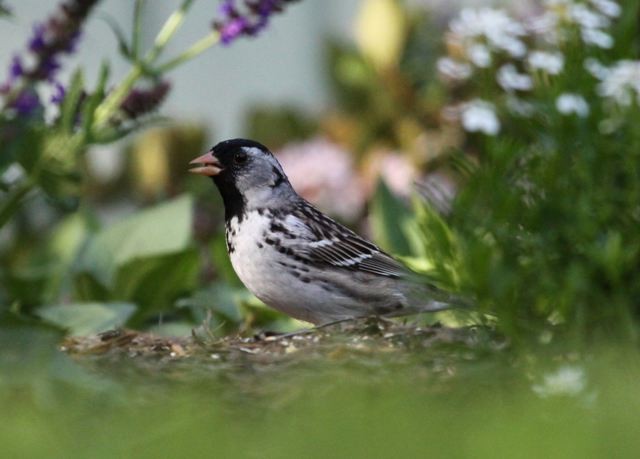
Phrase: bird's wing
[{"left": 281, "top": 202, "right": 408, "bottom": 278}]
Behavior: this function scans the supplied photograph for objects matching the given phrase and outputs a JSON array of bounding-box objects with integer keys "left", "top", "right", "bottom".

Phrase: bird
[{"left": 190, "top": 138, "right": 465, "bottom": 325}]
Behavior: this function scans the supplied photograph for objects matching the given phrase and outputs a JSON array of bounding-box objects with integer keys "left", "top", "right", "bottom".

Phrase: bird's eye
[{"left": 235, "top": 152, "right": 248, "bottom": 164}]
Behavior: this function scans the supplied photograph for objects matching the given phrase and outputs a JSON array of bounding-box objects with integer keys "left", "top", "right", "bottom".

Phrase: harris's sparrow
[{"left": 190, "top": 139, "right": 465, "bottom": 325}]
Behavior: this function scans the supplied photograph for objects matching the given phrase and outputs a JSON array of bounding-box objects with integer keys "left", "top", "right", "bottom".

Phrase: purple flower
[
  {"left": 28, "top": 23, "right": 47, "bottom": 53},
  {"left": 11, "top": 89, "right": 41, "bottom": 116},
  {"left": 5, "top": 0, "right": 99, "bottom": 85},
  {"left": 38, "top": 56, "right": 61, "bottom": 81},
  {"left": 50, "top": 81, "right": 65, "bottom": 104},
  {"left": 219, "top": 0, "right": 236, "bottom": 16},
  {"left": 213, "top": 0, "right": 299, "bottom": 45},
  {"left": 1, "top": 0, "right": 99, "bottom": 117},
  {"left": 120, "top": 80, "right": 171, "bottom": 120},
  {"left": 0, "top": 56, "right": 24, "bottom": 94},
  {"left": 220, "top": 17, "right": 249, "bottom": 44},
  {"left": 10, "top": 55, "right": 23, "bottom": 80}
]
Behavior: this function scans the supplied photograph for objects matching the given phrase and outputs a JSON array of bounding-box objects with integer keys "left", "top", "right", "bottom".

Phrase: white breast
[
  {"left": 226, "top": 211, "right": 338, "bottom": 323},
  {"left": 227, "top": 211, "right": 271, "bottom": 287},
  {"left": 227, "top": 211, "right": 300, "bottom": 313}
]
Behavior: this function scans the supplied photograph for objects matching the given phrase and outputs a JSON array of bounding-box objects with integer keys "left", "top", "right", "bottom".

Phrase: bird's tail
[{"left": 401, "top": 279, "right": 474, "bottom": 314}]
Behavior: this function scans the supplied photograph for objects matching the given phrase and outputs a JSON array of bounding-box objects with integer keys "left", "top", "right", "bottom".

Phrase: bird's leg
[{"left": 257, "top": 317, "right": 363, "bottom": 342}]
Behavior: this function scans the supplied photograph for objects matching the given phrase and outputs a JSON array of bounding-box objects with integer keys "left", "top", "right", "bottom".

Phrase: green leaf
[
  {"left": 77, "top": 194, "right": 194, "bottom": 288},
  {"left": 12, "top": 125, "right": 46, "bottom": 173},
  {"left": 40, "top": 212, "right": 94, "bottom": 303},
  {"left": 100, "top": 14, "right": 133, "bottom": 60},
  {"left": 210, "top": 233, "right": 242, "bottom": 286},
  {"left": 74, "top": 272, "right": 111, "bottom": 303},
  {"left": 116, "top": 249, "right": 199, "bottom": 320},
  {"left": 36, "top": 302, "right": 136, "bottom": 335},
  {"left": 82, "top": 62, "right": 110, "bottom": 141},
  {"left": 181, "top": 283, "right": 245, "bottom": 325},
  {"left": 409, "top": 200, "right": 462, "bottom": 290},
  {"left": 60, "top": 70, "right": 85, "bottom": 133},
  {"left": 369, "top": 179, "right": 412, "bottom": 256},
  {"left": 414, "top": 199, "right": 457, "bottom": 262}
]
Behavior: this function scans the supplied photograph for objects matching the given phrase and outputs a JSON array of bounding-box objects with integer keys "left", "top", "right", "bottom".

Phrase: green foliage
[
  {"left": 2, "top": 195, "right": 201, "bottom": 333},
  {"left": 369, "top": 179, "right": 413, "bottom": 256},
  {"left": 342, "top": 0, "right": 640, "bottom": 342},
  {"left": 441, "top": 2, "right": 640, "bottom": 342},
  {"left": 2, "top": 324, "right": 640, "bottom": 459},
  {"left": 77, "top": 195, "right": 193, "bottom": 286},
  {"left": 73, "top": 195, "right": 198, "bottom": 325},
  {"left": 0, "top": 0, "right": 227, "bottom": 231},
  {"left": 369, "top": 179, "right": 463, "bottom": 292}
]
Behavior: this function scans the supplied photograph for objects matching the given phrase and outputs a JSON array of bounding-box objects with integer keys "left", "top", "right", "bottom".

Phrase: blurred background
[{"left": 2, "top": 1, "right": 640, "bottom": 457}]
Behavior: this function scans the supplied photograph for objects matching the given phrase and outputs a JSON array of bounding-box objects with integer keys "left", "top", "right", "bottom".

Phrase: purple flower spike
[
  {"left": 120, "top": 80, "right": 171, "bottom": 120},
  {"left": 5, "top": 0, "right": 99, "bottom": 86},
  {"left": 12, "top": 89, "right": 41, "bottom": 116},
  {"left": 213, "top": 0, "right": 299, "bottom": 45},
  {"left": 2, "top": 0, "right": 99, "bottom": 118}
]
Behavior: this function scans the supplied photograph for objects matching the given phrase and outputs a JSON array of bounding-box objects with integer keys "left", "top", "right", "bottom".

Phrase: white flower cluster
[
  {"left": 436, "top": 0, "right": 625, "bottom": 135},
  {"left": 436, "top": 58, "right": 472, "bottom": 81},
  {"left": 497, "top": 64, "right": 533, "bottom": 91},
  {"left": 556, "top": 93, "right": 590, "bottom": 117},
  {"left": 532, "top": 0, "right": 620, "bottom": 48},
  {"left": 438, "top": 0, "right": 620, "bottom": 83},
  {"left": 461, "top": 100, "right": 501, "bottom": 135},
  {"left": 438, "top": 7, "right": 527, "bottom": 81},
  {"left": 450, "top": 8, "right": 527, "bottom": 61},
  {"left": 595, "top": 60, "right": 640, "bottom": 107},
  {"left": 527, "top": 51, "right": 564, "bottom": 75}
]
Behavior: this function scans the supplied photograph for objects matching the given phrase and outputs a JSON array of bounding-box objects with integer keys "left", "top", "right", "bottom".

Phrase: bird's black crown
[{"left": 211, "top": 138, "right": 270, "bottom": 157}]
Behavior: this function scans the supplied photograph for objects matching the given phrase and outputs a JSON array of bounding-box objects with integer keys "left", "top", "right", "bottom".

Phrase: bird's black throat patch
[{"left": 212, "top": 175, "right": 246, "bottom": 223}]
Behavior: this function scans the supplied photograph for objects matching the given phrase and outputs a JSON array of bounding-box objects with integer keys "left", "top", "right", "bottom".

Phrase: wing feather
[{"left": 281, "top": 202, "right": 408, "bottom": 278}]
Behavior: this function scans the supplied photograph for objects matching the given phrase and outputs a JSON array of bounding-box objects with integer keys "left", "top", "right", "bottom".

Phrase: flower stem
[
  {"left": 146, "top": 0, "right": 195, "bottom": 63},
  {"left": 132, "top": 0, "right": 146, "bottom": 59},
  {"left": 92, "top": 0, "right": 197, "bottom": 129},
  {"left": 156, "top": 31, "right": 220, "bottom": 73}
]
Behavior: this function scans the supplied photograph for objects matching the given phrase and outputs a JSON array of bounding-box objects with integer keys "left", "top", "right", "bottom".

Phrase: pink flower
[
  {"left": 363, "top": 150, "right": 417, "bottom": 197},
  {"left": 275, "top": 137, "right": 366, "bottom": 220}
]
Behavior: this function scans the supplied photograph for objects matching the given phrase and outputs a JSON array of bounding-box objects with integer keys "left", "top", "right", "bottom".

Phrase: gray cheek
[{"left": 237, "top": 165, "right": 270, "bottom": 189}]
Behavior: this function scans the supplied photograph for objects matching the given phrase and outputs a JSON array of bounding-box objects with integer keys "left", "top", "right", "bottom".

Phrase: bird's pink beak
[{"left": 189, "top": 152, "right": 223, "bottom": 176}]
